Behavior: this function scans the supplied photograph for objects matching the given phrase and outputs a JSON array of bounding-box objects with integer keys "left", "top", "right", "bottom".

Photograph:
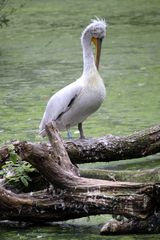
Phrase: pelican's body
[{"left": 39, "top": 18, "right": 107, "bottom": 138}]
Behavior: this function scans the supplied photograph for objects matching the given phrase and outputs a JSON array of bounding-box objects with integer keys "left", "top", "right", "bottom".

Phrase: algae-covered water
[
  {"left": 0, "top": 0, "right": 160, "bottom": 239},
  {"left": 1, "top": 221, "right": 160, "bottom": 240}
]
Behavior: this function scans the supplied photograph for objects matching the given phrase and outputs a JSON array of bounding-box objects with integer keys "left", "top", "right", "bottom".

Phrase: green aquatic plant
[{"left": 0, "top": 145, "right": 35, "bottom": 188}]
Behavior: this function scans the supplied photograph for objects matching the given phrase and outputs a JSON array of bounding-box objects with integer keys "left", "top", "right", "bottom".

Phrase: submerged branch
[
  {"left": 101, "top": 212, "right": 160, "bottom": 235},
  {"left": 80, "top": 168, "right": 160, "bottom": 183}
]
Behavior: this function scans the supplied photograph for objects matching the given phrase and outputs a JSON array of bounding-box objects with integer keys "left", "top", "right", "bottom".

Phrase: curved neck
[{"left": 81, "top": 37, "right": 96, "bottom": 75}]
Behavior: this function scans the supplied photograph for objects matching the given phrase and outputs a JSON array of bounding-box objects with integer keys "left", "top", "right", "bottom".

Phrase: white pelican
[{"left": 39, "top": 18, "right": 107, "bottom": 138}]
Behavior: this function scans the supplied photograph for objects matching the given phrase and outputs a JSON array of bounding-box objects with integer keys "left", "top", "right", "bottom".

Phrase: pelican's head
[{"left": 81, "top": 18, "right": 107, "bottom": 69}]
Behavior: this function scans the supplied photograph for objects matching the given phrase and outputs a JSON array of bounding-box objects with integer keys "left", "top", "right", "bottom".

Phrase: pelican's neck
[{"left": 81, "top": 37, "right": 97, "bottom": 76}]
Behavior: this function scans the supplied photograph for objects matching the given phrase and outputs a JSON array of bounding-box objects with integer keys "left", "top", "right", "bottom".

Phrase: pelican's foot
[
  {"left": 67, "top": 130, "right": 72, "bottom": 139},
  {"left": 79, "top": 134, "right": 85, "bottom": 139},
  {"left": 78, "top": 123, "right": 85, "bottom": 140}
]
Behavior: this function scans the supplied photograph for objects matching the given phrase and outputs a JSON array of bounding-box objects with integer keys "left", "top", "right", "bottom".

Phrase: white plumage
[{"left": 39, "top": 18, "right": 107, "bottom": 138}]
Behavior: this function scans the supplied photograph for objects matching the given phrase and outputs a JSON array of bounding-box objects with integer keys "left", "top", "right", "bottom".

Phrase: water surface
[
  {"left": 0, "top": 0, "right": 160, "bottom": 239},
  {"left": 0, "top": 0, "right": 159, "bottom": 142}
]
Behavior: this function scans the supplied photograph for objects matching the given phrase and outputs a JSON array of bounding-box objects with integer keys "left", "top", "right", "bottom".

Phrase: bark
[
  {"left": 0, "top": 183, "right": 157, "bottom": 223},
  {"left": 65, "top": 124, "right": 160, "bottom": 164},
  {"left": 0, "top": 125, "right": 160, "bottom": 166}
]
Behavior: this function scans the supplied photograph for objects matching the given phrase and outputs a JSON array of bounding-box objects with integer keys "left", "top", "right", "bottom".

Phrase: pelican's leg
[
  {"left": 66, "top": 125, "right": 72, "bottom": 139},
  {"left": 78, "top": 122, "right": 85, "bottom": 139},
  {"left": 67, "top": 130, "right": 72, "bottom": 139}
]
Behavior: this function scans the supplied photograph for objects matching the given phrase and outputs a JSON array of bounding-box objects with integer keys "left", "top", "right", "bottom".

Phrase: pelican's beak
[{"left": 92, "top": 37, "right": 102, "bottom": 70}]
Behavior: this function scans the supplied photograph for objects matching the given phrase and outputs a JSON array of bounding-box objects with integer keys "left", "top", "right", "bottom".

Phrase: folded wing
[{"left": 39, "top": 81, "right": 82, "bottom": 136}]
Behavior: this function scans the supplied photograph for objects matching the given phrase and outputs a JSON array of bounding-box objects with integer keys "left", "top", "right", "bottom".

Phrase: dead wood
[
  {"left": 0, "top": 123, "right": 160, "bottom": 235},
  {"left": 65, "top": 124, "right": 160, "bottom": 164},
  {"left": 12, "top": 123, "right": 150, "bottom": 190},
  {"left": 0, "top": 182, "right": 157, "bottom": 223},
  {"left": 0, "top": 125, "right": 160, "bottom": 166},
  {"left": 100, "top": 212, "right": 160, "bottom": 235}
]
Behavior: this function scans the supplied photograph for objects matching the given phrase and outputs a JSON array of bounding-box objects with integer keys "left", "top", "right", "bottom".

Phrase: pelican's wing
[{"left": 39, "top": 80, "right": 82, "bottom": 136}]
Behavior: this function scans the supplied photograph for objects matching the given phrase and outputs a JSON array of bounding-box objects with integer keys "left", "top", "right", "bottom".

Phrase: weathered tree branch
[
  {"left": 13, "top": 123, "right": 149, "bottom": 190},
  {"left": 0, "top": 125, "right": 160, "bottom": 166},
  {"left": 0, "top": 123, "right": 160, "bottom": 235},
  {"left": 0, "top": 182, "right": 157, "bottom": 223},
  {"left": 65, "top": 124, "right": 160, "bottom": 164}
]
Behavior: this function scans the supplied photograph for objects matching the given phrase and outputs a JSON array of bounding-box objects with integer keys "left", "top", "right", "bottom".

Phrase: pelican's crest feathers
[
  {"left": 81, "top": 17, "right": 108, "bottom": 42},
  {"left": 91, "top": 17, "right": 107, "bottom": 28}
]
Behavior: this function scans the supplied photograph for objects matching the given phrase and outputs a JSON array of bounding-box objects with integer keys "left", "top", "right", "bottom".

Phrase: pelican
[{"left": 39, "top": 18, "right": 107, "bottom": 139}]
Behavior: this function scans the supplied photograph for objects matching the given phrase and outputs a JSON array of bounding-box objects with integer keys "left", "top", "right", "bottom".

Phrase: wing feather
[{"left": 39, "top": 80, "right": 82, "bottom": 136}]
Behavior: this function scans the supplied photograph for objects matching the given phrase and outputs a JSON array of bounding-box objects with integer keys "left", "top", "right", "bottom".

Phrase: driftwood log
[
  {"left": 0, "top": 124, "right": 160, "bottom": 166},
  {"left": 0, "top": 123, "right": 160, "bottom": 235},
  {"left": 65, "top": 124, "right": 160, "bottom": 164}
]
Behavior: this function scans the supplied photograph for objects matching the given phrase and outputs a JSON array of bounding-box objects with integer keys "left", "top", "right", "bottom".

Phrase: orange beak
[{"left": 92, "top": 37, "right": 102, "bottom": 70}]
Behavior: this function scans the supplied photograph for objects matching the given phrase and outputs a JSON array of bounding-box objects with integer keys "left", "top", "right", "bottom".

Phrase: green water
[
  {"left": 0, "top": 0, "right": 160, "bottom": 239},
  {"left": 1, "top": 221, "right": 160, "bottom": 240}
]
